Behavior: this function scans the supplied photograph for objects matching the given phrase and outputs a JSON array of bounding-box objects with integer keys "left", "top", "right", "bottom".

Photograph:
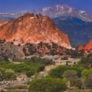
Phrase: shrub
[{"left": 29, "top": 78, "right": 67, "bottom": 92}]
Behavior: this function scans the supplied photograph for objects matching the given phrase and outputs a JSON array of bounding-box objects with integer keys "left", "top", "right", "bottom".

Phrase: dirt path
[{"left": 37, "top": 64, "right": 61, "bottom": 78}]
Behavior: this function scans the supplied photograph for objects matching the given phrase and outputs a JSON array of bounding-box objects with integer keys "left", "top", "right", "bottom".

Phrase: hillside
[{"left": 0, "top": 13, "right": 71, "bottom": 49}]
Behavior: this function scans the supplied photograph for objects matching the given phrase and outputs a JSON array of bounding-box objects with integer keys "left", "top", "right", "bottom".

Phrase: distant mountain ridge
[
  {"left": 0, "top": 13, "right": 17, "bottom": 21},
  {"left": 0, "top": 12, "right": 25, "bottom": 21},
  {"left": 0, "top": 4, "right": 92, "bottom": 22},
  {"left": 39, "top": 4, "right": 92, "bottom": 46},
  {"left": 39, "top": 4, "right": 92, "bottom": 22},
  {"left": 54, "top": 16, "right": 92, "bottom": 46}
]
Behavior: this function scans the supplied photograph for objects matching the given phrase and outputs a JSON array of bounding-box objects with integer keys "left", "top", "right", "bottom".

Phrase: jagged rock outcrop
[
  {"left": 0, "top": 13, "right": 71, "bottom": 49},
  {"left": 78, "top": 40, "right": 92, "bottom": 54}
]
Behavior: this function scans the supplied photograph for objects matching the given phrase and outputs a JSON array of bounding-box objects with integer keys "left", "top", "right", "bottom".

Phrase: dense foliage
[
  {"left": 29, "top": 77, "right": 67, "bottom": 92},
  {"left": 0, "top": 57, "right": 53, "bottom": 80},
  {"left": 0, "top": 55, "right": 92, "bottom": 91},
  {"left": 48, "top": 56, "right": 92, "bottom": 89}
]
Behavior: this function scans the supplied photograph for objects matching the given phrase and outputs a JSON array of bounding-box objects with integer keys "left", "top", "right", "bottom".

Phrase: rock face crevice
[{"left": 0, "top": 13, "right": 71, "bottom": 49}]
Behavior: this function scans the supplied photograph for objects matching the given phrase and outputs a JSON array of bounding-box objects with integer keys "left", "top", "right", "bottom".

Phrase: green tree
[
  {"left": 4, "top": 69, "right": 16, "bottom": 80},
  {"left": 63, "top": 70, "right": 78, "bottom": 87},
  {"left": 29, "top": 78, "right": 67, "bottom": 92},
  {"left": 0, "top": 68, "right": 6, "bottom": 81},
  {"left": 80, "top": 56, "right": 92, "bottom": 68},
  {"left": 0, "top": 68, "right": 16, "bottom": 80},
  {"left": 82, "top": 69, "right": 92, "bottom": 88},
  {"left": 49, "top": 66, "right": 68, "bottom": 78}
]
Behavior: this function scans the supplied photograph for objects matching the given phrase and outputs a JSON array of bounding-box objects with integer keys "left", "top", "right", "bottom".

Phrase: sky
[{"left": 0, "top": 0, "right": 92, "bottom": 14}]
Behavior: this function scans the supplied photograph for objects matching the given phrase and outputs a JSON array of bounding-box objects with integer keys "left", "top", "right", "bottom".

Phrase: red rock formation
[
  {"left": 0, "top": 13, "right": 71, "bottom": 49},
  {"left": 85, "top": 40, "right": 92, "bottom": 50},
  {"left": 78, "top": 40, "right": 92, "bottom": 53}
]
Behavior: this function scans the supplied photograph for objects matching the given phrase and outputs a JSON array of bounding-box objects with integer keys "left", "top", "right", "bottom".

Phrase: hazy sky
[{"left": 0, "top": 0, "right": 92, "bottom": 14}]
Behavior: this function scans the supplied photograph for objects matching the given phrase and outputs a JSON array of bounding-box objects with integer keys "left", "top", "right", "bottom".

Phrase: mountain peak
[
  {"left": 0, "top": 13, "right": 72, "bottom": 49},
  {"left": 40, "top": 4, "right": 92, "bottom": 22},
  {"left": 0, "top": 4, "right": 92, "bottom": 22}
]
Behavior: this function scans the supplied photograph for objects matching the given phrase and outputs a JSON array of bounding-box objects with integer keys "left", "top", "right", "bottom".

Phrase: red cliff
[
  {"left": 0, "top": 13, "right": 71, "bottom": 49},
  {"left": 78, "top": 40, "right": 92, "bottom": 53}
]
